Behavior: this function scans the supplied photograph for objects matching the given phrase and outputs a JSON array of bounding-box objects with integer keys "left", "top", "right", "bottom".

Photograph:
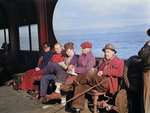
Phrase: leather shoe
[
  {"left": 17, "top": 89, "right": 25, "bottom": 93},
  {"left": 30, "top": 93, "right": 39, "bottom": 100},
  {"left": 26, "top": 91, "right": 36, "bottom": 97},
  {"left": 34, "top": 97, "right": 47, "bottom": 105},
  {"left": 45, "top": 92, "right": 62, "bottom": 100},
  {"left": 60, "top": 83, "right": 74, "bottom": 91}
]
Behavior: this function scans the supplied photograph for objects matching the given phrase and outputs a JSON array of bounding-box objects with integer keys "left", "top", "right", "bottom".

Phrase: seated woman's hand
[{"left": 35, "top": 67, "right": 40, "bottom": 71}]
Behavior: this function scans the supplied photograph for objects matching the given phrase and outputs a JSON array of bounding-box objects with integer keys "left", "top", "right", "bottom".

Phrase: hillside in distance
[{"left": 54, "top": 23, "right": 150, "bottom": 35}]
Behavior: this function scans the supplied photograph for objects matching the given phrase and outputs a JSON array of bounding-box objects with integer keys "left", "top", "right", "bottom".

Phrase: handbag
[{"left": 13, "top": 73, "right": 25, "bottom": 91}]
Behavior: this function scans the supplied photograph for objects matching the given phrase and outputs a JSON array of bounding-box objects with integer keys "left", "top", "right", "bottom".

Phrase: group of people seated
[
  {"left": 1, "top": 28, "right": 150, "bottom": 112},
  {"left": 0, "top": 40, "right": 124, "bottom": 112},
  {"left": 16, "top": 41, "right": 124, "bottom": 112}
]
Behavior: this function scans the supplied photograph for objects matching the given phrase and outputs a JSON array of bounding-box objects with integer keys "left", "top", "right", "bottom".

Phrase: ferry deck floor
[{"left": 0, "top": 85, "right": 111, "bottom": 113}]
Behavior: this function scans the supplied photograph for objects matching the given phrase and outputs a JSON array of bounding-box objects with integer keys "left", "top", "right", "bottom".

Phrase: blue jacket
[{"left": 38, "top": 50, "right": 53, "bottom": 69}]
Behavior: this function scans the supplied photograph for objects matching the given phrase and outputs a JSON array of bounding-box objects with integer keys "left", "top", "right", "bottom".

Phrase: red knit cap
[{"left": 80, "top": 42, "right": 92, "bottom": 48}]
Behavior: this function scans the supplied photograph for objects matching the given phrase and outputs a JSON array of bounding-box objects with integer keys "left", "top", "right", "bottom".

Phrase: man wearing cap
[
  {"left": 34, "top": 42, "right": 79, "bottom": 104},
  {"left": 45, "top": 42, "right": 96, "bottom": 102},
  {"left": 61, "top": 43, "right": 124, "bottom": 111},
  {"left": 0, "top": 43, "right": 25, "bottom": 86}
]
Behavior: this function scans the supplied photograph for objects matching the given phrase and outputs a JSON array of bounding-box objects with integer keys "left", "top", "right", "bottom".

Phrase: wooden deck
[{"left": 0, "top": 85, "right": 112, "bottom": 113}]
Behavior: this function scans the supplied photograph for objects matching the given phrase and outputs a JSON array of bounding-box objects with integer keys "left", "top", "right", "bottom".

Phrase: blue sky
[{"left": 53, "top": 0, "right": 150, "bottom": 30}]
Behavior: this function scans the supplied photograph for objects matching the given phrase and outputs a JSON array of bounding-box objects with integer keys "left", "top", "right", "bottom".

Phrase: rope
[
  {"left": 47, "top": 76, "right": 112, "bottom": 113},
  {"left": 123, "top": 55, "right": 140, "bottom": 92}
]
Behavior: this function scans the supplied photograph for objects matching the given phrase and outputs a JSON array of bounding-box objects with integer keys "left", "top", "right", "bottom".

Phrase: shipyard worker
[
  {"left": 34, "top": 42, "right": 79, "bottom": 104},
  {"left": 45, "top": 42, "right": 96, "bottom": 104},
  {"left": 19, "top": 42, "right": 54, "bottom": 91},
  {"left": 138, "top": 28, "right": 150, "bottom": 113},
  {"left": 0, "top": 43, "right": 25, "bottom": 86},
  {"left": 37, "top": 42, "right": 52, "bottom": 66},
  {"left": 61, "top": 43, "right": 124, "bottom": 112}
]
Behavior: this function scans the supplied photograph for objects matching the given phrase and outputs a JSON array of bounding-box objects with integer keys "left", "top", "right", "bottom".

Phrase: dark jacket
[{"left": 38, "top": 50, "right": 53, "bottom": 69}]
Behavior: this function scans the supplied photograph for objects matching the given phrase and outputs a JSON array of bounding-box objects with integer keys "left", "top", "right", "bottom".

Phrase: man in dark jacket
[{"left": 0, "top": 43, "right": 25, "bottom": 86}]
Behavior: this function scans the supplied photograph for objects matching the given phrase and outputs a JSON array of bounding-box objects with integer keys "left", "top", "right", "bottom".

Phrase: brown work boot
[
  {"left": 34, "top": 97, "right": 47, "bottom": 105},
  {"left": 60, "top": 83, "right": 74, "bottom": 92},
  {"left": 45, "top": 92, "right": 62, "bottom": 100}
]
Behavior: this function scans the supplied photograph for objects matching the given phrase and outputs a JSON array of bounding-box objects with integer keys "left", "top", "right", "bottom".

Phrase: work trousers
[
  {"left": 43, "top": 62, "right": 63, "bottom": 75},
  {"left": 40, "top": 74, "right": 55, "bottom": 97},
  {"left": 71, "top": 70, "right": 110, "bottom": 109},
  {"left": 54, "top": 71, "right": 70, "bottom": 84},
  {"left": 20, "top": 69, "right": 43, "bottom": 91},
  {"left": 40, "top": 62, "right": 63, "bottom": 96}
]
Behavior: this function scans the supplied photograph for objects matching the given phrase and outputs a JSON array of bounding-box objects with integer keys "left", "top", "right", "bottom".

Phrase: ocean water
[
  {"left": 1, "top": 30, "right": 148, "bottom": 60},
  {"left": 56, "top": 31, "right": 149, "bottom": 59}
]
